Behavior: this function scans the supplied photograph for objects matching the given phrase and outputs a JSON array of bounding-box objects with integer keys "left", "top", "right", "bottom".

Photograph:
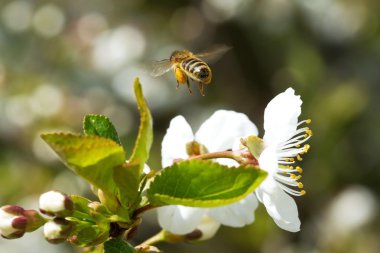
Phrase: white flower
[
  {"left": 256, "top": 87, "right": 312, "bottom": 232},
  {"left": 158, "top": 110, "right": 259, "bottom": 235}
]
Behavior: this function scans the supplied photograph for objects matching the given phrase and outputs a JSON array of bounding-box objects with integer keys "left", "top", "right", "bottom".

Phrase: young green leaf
[
  {"left": 41, "top": 133, "right": 125, "bottom": 195},
  {"left": 112, "top": 78, "right": 153, "bottom": 209},
  {"left": 113, "top": 163, "right": 141, "bottom": 208},
  {"left": 129, "top": 78, "right": 153, "bottom": 174},
  {"left": 83, "top": 114, "right": 121, "bottom": 145},
  {"left": 104, "top": 238, "right": 137, "bottom": 253},
  {"left": 147, "top": 160, "right": 267, "bottom": 208}
]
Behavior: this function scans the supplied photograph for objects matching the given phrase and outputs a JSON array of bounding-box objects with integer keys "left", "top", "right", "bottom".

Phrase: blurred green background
[{"left": 0, "top": 0, "right": 379, "bottom": 252}]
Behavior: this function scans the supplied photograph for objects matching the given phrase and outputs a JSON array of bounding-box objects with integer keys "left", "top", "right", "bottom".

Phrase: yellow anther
[
  {"left": 291, "top": 174, "right": 302, "bottom": 180},
  {"left": 296, "top": 144, "right": 301, "bottom": 148},
  {"left": 296, "top": 166, "right": 303, "bottom": 173},
  {"left": 289, "top": 157, "right": 295, "bottom": 162},
  {"left": 298, "top": 182, "right": 304, "bottom": 188},
  {"left": 304, "top": 144, "right": 310, "bottom": 152},
  {"left": 306, "top": 129, "right": 313, "bottom": 136},
  {"left": 297, "top": 155, "right": 303, "bottom": 161},
  {"left": 306, "top": 119, "right": 311, "bottom": 124},
  {"left": 300, "top": 190, "right": 306, "bottom": 196}
]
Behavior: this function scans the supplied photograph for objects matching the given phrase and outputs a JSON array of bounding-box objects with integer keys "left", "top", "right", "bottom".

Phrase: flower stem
[
  {"left": 133, "top": 204, "right": 155, "bottom": 217},
  {"left": 140, "top": 230, "right": 166, "bottom": 246}
]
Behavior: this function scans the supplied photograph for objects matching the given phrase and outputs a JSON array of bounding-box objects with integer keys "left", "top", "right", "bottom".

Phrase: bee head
[{"left": 170, "top": 50, "right": 192, "bottom": 64}]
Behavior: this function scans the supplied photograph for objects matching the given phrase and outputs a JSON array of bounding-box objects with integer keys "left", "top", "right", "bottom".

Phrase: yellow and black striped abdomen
[{"left": 180, "top": 57, "right": 212, "bottom": 84}]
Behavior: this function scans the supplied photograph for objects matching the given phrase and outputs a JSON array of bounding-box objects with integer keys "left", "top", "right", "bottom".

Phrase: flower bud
[
  {"left": 39, "top": 191, "right": 74, "bottom": 217},
  {"left": 0, "top": 205, "right": 28, "bottom": 239},
  {"left": 44, "top": 218, "right": 74, "bottom": 244}
]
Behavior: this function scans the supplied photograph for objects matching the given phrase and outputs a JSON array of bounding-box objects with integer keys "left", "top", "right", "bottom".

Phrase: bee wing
[
  {"left": 149, "top": 59, "right": 173, "bottom": 77},
  {"left": 195, "top": 44, "right": 232, "bottom": 63}
]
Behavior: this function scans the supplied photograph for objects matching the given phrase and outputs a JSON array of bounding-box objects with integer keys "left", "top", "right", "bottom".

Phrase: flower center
[{"left": 274, "top": 119, "right": 312, "bottom": 196}]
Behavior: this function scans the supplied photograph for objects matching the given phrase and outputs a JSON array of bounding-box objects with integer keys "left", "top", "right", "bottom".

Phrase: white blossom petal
[
  {"left": 258, "top": 146, "right": 278, "bottom": 178},
  {"left": 0, "top": 209, "right": 17, "bottom": 237},
  {"left": 43, "top": 221, "right": 62, "bottom": 239},
  {"left": 39, "top": 191, "right": 66, "bottom": 213},
  {"left": 208, "top": 193, "right": 258, "bottom": 227},
  {"left": 195, "top": 110, "right": 258, "bottom": 152},
  {"left": 195, "top": 216, "right": 220, "bottom": 241},
  {"left": 157, "top": 205, "right": 205, "bottom": 234},
  {"left": 161, "top": 116, "right": 194, "bottom": 168},
  {"left": 256, "top": 185, "right": 300, "bottom": 232},
  {"left": 263, "top": 88, "right": 302, "bottom": 145}
]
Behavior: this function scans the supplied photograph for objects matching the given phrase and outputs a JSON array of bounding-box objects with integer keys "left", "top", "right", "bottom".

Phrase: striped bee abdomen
[{"left": 180, "top": 57, "right": 212, "bottom": 84}]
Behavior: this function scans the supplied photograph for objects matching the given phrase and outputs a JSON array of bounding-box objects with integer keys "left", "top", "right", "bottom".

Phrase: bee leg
[
  {"left": 198, "top": 83, "right": 205, "bottom": 96},
  {"left": 186, "top": 79, "right": 192, "bottom": 94},
  {"left": 176, "top": 80, "right": 180, "bottom": 89}
]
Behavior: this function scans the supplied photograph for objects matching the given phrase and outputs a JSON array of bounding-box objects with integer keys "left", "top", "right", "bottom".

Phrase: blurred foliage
[{"left": 0, "top": 0, "right": 379, "bottom": 252}]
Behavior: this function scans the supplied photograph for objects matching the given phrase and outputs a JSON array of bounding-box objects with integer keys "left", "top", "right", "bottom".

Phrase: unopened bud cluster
[{"left": 38, "top": 191, "right": 75, "bottom": 243}]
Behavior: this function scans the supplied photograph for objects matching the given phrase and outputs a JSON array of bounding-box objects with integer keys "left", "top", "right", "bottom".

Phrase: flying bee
[{"left": 150, "top": 45, "right": 231, "bottom": 96}]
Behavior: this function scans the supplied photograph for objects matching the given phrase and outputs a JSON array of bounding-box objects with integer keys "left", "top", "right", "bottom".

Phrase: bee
[{"left": 150, "top": 45, "right": 231, "bottom": 96}]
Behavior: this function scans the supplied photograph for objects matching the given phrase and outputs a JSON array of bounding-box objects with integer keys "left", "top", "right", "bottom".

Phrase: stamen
[
  {"left": 281, "top": 134, "right": 312, "bottom": 150},
  {"left": 280, "top": 127, "right": 311, "bottom": 146},
  {"left": 298, "top": 182, "right": 304, "bottom": 188},
  {"left": 278, "top": 165, "right": 293, "bottom": 170},
  {"left": 290, "top": 174, "right": 302, "bottom": 180},
  {"left": 277, "top": 147, "right": 307, "bottom": 158},
  {"left": 278, "top": 160, "right": 295, "bottom": 165},
  {"left": 296, "top": 166, "right": 303, "bottom": 173},
  {"left": 275, "top": 174, "right": 299, "bottom": 186},
  {"left": 297, "top": 119, "right": 311, "bottom": 126},
  {"left": 277, "top": 167, "right": 300, "bottom": 173},
  {"left": 297, "top": 155, "right": 303, "bottom": 161},
  {"left": 302, "top": 144, "right": 310, "bottom": 153},
  {"left": 277, "top": 183, "right": 306, "bottom": 196}
]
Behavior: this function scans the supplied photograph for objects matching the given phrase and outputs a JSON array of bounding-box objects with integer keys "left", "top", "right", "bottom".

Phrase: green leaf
[
  {"left": 129, "top": 78, "right": 153, "bottom": 174},
  {"left": 112, "top": 78, "right": 152, "bottom": 209},
  {"left": 104, "top": 238, "right": 137, "bottom": 253},
  {"left": 71, "top": 195, "right": 91, "bottom": 214},
  {"left": 83, "top": 114, "right": 121, "bottom": 145},
  {"left": 147, "top": 160, "right": 267, "bottom": 208},
  {"left": 113, "top": 163, "right": 140, "bottom": 208},
  {"left": 41, "top": 133, "right": 125, "bottom": 195}
]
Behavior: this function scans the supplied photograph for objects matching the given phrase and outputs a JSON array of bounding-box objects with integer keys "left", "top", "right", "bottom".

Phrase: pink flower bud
[
  {"left": 0, "top": 205, "right": 47, "bottom": 239},
  {"left": 0, "top": 205, "right": 26, "bottom": 239}
]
